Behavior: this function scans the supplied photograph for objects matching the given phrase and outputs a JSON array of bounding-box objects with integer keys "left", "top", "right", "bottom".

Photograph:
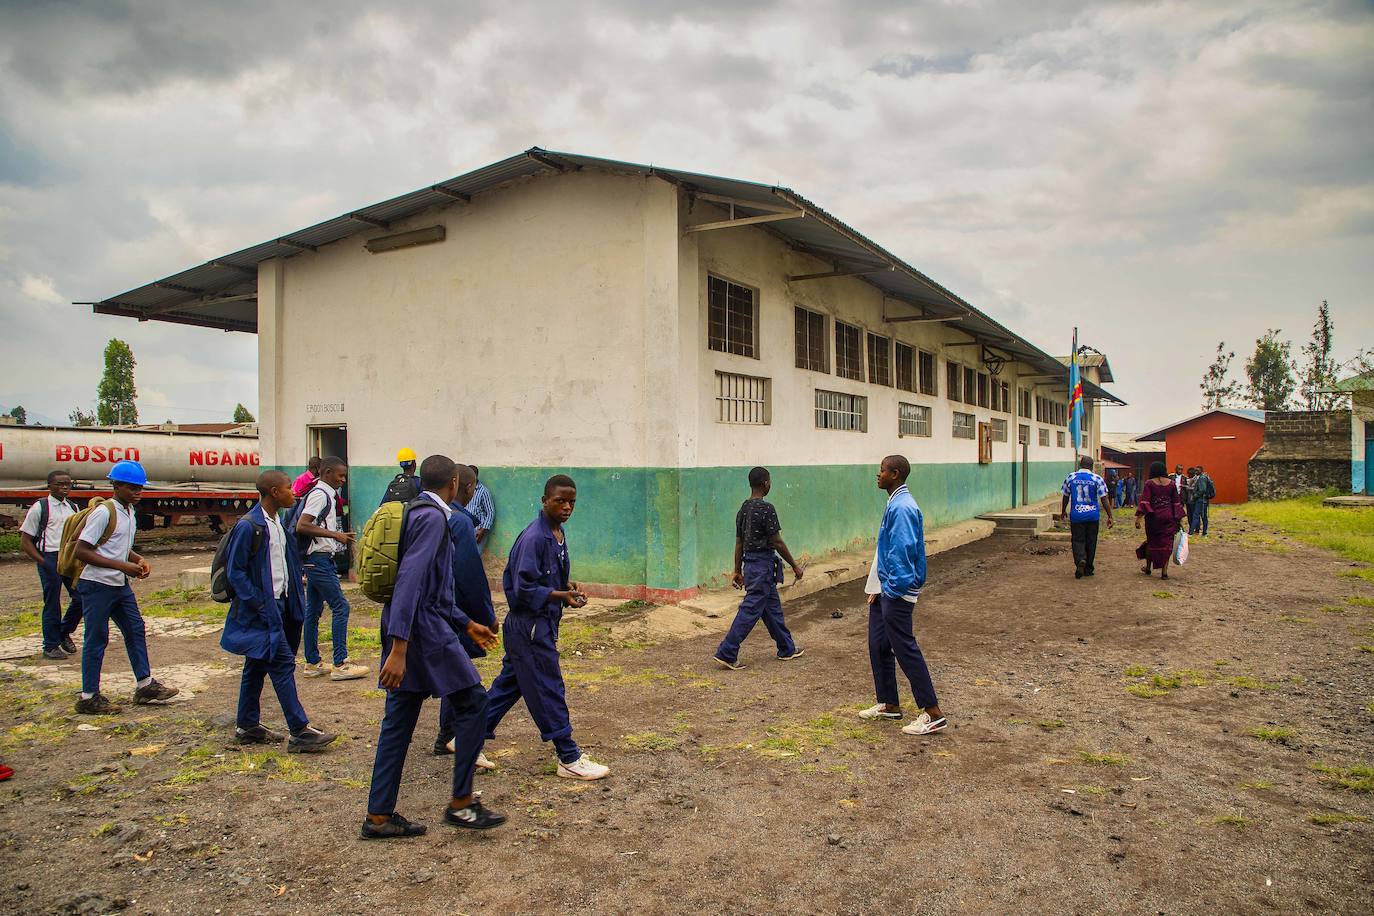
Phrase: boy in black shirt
[{"left": 713, "top": 467, "right": 805, "bottom": 670}]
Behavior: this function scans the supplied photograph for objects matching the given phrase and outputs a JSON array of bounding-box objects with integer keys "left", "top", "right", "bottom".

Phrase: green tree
[
  {"left": 1200, "top": 342, "right": 1243, "bottom": 410},
  {"left": 1244, "top": 329, "right": 1296, "bottom": 411},
  {"left": 96, "top": 338, "right": 138, "bottom": 426},
  {"left": 232, "top": 403, "right": 256, "bottom": 423},
  {"left": 1298, "top": 300, "right": 1338, "bottom": 410},
  {"left": 7, "top": 406, "right": 26, "bottom": 425},
  {"left": 69, "top": 407, "right": 96, "bottom": 427}
]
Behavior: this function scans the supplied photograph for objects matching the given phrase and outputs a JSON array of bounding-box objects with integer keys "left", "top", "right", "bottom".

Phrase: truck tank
[{"left": 0, "top": 425, "right": 260, "bottom": 488}]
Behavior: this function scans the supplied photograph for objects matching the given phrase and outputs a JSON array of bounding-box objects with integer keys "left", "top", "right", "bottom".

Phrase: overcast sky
[{"left": 1, "top": 0, "right": 1370, "bottom": 434}]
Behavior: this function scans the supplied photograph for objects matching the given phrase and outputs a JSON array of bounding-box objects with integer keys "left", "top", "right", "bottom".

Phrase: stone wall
[{"left": 1248, "top": 410, "right": 1352, "bottom": 500}]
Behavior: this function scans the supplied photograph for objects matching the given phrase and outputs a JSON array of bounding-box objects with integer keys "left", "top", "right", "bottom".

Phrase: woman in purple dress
[{"left": 1135, "top": 461, "right": 1185, "bottom": 579}]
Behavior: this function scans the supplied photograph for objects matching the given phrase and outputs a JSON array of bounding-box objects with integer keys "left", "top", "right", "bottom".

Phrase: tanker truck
[{"left": 0, "top": 424, "right": 261, "bottom": 533}]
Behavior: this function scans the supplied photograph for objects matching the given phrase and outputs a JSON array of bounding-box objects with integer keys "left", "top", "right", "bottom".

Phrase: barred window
[
  {"left": 715, "top": 371, "right": 770, "bottom": 425},
  {"left": 977, "top": 372, "right": 990, "bottom": 408},
  {"left": 867, "top": 332, "right": 891, "bottom": 386},
  {"left": 895, "top": 343, "right": 915, "bottom": 392},
  {"left": 1038, "top": 427, "right": 1050, "bottom": 446},
  {"left": 815, "top": 389, "right": 867, "bottom": 432},
  {"left": 707, "top": 275, "right": 756, "bottom": 357},
  {"left": 953, "top": 411, "right": 977, "bottom": 439},
  {"left": 1019, "top": 388, "right": 1032, "bottom": 418},
  {"left": 946, "top": 361, "right": 961, "bottom": 401},
  {"left": 963, "top": 367, "right": 977, "bottom": 406},
  {"left": 991, "top": 417, "right": 1008, "bottom": 442},
  {"left": 898, "top": 402, "right": 931, "bottom": 438},
  {"left": 999, "top": 381, "right": 1011, "bottom": 413},
  {"left": 919, "top": 350, "right": 937, "bottom": 395},
  {"left": 835, "top": 322, "right": 864, "bottom": 381},
  {"left": 794, "top": 306, "right": 827, "bottom": 372},
  {"left": 1018, "top": 423, "right": 1030, "bottom": 444},
  {"left": 1057, "top": 430, "right": 1066, "bottom": 448}
]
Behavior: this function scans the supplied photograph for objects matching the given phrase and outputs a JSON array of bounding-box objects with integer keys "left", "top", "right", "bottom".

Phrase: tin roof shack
[
  {"left": 1137, "top": 409, "right": 1265, "bottom": 503},
  {"left": 1248, "top": 410, "right": 1353, "bottom": 500}
]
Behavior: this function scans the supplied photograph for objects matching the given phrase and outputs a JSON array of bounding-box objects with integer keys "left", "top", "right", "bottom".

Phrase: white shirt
[
  {"left": 77, "top": 501, "right": 138, "bottom": 586},
  {"left": 421, "top": 489, "right": 452, "bottom": 519},
  {"left": 264, "top": 513, "right": 288, "bottom": 599},
  {"left": 302, "top": 481, "right": 342, "bottom": 556},
  {"left": 21, "top": 496, "right": 77, "bottom": 553}
]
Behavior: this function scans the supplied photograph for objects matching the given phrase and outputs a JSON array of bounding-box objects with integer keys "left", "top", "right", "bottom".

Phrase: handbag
[{"left": 1173, "top": 529, "right": 1189, "bottom": 566}]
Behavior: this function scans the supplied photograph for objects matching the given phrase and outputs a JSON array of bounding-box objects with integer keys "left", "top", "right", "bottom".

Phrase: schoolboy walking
[
  {"left": 72, "top": 460, "right": 178, "bottom": 715},
  {"left": 858, "top": 455, "right": 946, "bottom": 736},
  {"left": 713, "top": 466, "right": 805, "bottom": 670},
  {"left": 294, "top": 457, "right": 368, "bottom": 681},
  {"left": 362, "top": 455, "right": 504, "bottom": 839},
  {"left": 222, "top": 470, "right": 336, "bottom": 752},
  {"left": 1059, "top": 456, "right": 1114, "bottom": 579},
  {"left": 19, "top": 470, "right": 83, "bottom": 659},
  {"left": 484, "top": 474, "right": 610, "bottom": 780}
]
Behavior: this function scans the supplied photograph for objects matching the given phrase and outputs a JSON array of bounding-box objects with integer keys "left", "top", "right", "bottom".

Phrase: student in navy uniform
[
  {"left": 19, "top": 469, "right": 84, "bottom": 659},
  {"left": 72, "top": 460, "right": 179, "bottom": 715},
  {"left": 295, "top": 457, "right": 368, "bottom": 681},
  {"left": 433, "top": 463, "right": 498, "bottom": 769},
  {"left": 378, "top": 447, "right": 422, "bottom": 506},
  {"left": 362, "top": 454, "right": 505, "bottom": 839},
  {"left": 713, "top": 466, "right": 806, "bottom": 670},
  {"left": 1059, "top": 456, "right": 1113, "bottom": 579},
  {"left": 222, "top": 470, "right": 336, "bottom": 752},
  {"left": 484, "top": 474, "right": 610, "bottom": 781}
]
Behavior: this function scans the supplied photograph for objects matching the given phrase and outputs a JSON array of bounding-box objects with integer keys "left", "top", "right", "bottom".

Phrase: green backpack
[{"left": 358, "top": 497, "right": 441, "bottom": 603}]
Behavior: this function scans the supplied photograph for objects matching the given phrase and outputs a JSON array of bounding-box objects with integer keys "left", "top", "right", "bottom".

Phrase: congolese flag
[{"left": 1068, "top": 348, "right": 1083, "bottom": 448}]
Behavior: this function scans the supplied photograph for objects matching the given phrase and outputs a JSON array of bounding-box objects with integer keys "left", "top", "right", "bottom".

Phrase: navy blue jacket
[
  {"left": 221, "top": 504, "right": 305, "bottom": 661},
  {"left": 447, "top": 503, "right": 496, "bottom": 657},
  {"left": 503, "top": 512, "right": 570, "bottom": 617},
  {"left": 380, "top": 496, "right": 480, "bottom": 697}
]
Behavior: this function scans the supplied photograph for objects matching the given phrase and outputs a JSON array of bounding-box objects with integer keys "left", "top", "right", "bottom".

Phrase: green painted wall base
[{"left": 290, "top": 460, "right": 1072, "bottom": 592}]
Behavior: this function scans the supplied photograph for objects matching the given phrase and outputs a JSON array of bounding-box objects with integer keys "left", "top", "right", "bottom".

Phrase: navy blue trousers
[
  {"left": 236, "top": 613, "right": 308, "bottom": 733},
  {"left": 76, "top": 581, "right": 150, "bottom": 696},
  {"left": 37, "top": 551, "right": 83, "bottom": 651},
  {"left": 716, "top": 551, "right": 796, "bottom": 663},
  {"left": 302, "top": 556, "right": 350, "bottom": 666},
  {"left": 485, "top": 610, "right": 580, "bottom": 763},
  {"left": 368, "top": 683, "right": 488, "bottom": 815},
  {"left": 868, "top": 593, "right": 939, "bottom": 709}
]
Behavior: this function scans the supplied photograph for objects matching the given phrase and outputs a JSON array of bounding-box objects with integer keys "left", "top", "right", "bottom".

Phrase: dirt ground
[{"left": 0, "top": 509, "right": 1371, "bottom": 915}]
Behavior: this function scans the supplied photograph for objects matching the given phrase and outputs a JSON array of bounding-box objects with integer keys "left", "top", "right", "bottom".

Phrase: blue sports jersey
[{"left": 1062, "top": 469, "right": 1107, "bottom": 522}]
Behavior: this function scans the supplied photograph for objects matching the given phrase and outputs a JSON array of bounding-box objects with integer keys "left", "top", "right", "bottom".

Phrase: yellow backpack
[
  {"left": 358, "top": 498, "right": 444, "bottom": 603},
  {"left": 56, "top": 497, "right": 118, "bottom": 580}
]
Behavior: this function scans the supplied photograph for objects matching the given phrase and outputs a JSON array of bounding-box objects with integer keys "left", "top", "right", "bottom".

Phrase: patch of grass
[
  {"left": 1359, "top": 645, "right": 1374, "bottom": 654},
  {"left": 1212, "top": 814, "right": 1251, "bottom": 828},
  {"left": 1152, "top": 591, "right": 1174, "bottom": 599},
  {"left": 1277, "top": 615, "right": 1314, "bottom": 624},
  {"left": 1347, "top": 596, "right": 1374, "bottom": 609},
  {"left": 1310, "top": 812, "right": 1369, "bottom": 825},
  {"left": 622, "top": 731, "right": 681, "bottom": 752},
  {"left": 148, "top": 586, "right": 207, "bottom": 602},
  {"left": 748, "top": 712, "right": 882, "bottom": 761},
  {"left": 0, "top": 606, "right": 43, "bottom": 639},
  {"left": 91, "top": 822, "right": 118, "bottom": 838},
  {"left": 0, "top": 531, "right": 22, "bottom": 552},
  {"left": 1077, "top": 750, "right": 1128, "bottom": 767},
  {"left": 153, "top": 812, "right": 188, "bottom": 828},
  {"left": 1232, "top": 494, "right": 1374, "bottom": 577},
  {"left": 1365, "top": 700, "right": 1374, "bottom": 715},
  {"left": 613, "top": 599, "right": 656, "bottom": 613},
  {"left": 167, "top": 745, "right": 320, "bottom": 787},
  {"left": 1321, "top": 605, "right": 1347, "bottom": 615},
  {"left": 1228, "top": 675, "right": 1279, "bottom": 691},
  {"left": 1074, "top": 784, "right": 1109, "bottom": 796},
  {"left": 140, "top": 602, "right": 224, "bottom": 625},
  {"left": 1310, "top": 762, "right": 1374, "bottom": 794},
  {"left": 1123, "top": 664, "right": 1149, "bottom": 678},
  {"left": 1238, "top": 781, "right": 1273, "bottom": 790},
  {"left": 1126, "top": 683, "right": 1171, "bottom": 699},
  {"left": 1038, "top": 719, "right": 1066, "bottom": 730},
  {"left": 1248, "top": 726, "right": 1298, "bottom": 745}
]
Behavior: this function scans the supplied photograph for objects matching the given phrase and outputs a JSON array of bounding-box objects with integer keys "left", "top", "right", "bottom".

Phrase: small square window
[
  {"left": 1057, "top": 430, "right": 1066, "bottom": 448},
  {"left": 1018, "top": 423, "right": 1030, "bottom": 444},
  {"left": 715, "top": 371, "right": 771, "bottom": 425},
  {"left": 953, "top": 411, "right": 977, "bottom": 440},
  {"left": 1038, "top": 427, "right": 1050, "bottom": 446},
  {"left": 990, "top": 417, "right": 1008, "bottom": 442},
  {"left": 899, "top": 402, "right": 931, "bottom": 437}
]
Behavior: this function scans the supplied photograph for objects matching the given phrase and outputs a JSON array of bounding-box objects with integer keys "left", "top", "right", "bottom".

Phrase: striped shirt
[{"left": 464, "top": 482, "right": 494, "bottom": 530}]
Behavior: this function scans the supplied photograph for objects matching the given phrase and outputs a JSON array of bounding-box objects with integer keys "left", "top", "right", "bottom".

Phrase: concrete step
[{"left": 978, "top": 510, "right": 1053, "bottom": 537}]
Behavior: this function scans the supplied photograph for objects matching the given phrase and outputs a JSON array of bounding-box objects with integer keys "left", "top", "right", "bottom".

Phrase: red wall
[{"left": 1163, "top": 414, "right": 1265, "bottom": 503}]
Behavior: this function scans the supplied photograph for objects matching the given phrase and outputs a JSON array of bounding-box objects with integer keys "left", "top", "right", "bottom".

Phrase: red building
[{"left": 1136, "top": 409, "right": 1266, "bottom": 503}]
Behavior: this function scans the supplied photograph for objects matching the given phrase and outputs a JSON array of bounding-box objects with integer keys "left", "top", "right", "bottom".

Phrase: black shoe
[
  {"left": 443, "top": 798, "right": 507, "bottom": 831},
  {"left": 75, "top": 693, "right": 121, "bottom": 715},
  {"left": 1074, "top": 564, "right": 1084, "bottom": 579},
  {"left": 43, "top": 647, "right": 68, "bottom": 660},
  {"left": 133, "top": 679, "right": 179, "bottom": 704},
  {"left": 288, "top": 725, "right": 337, "bottom": 753},
  {"left": 1085, "top": 568, "right": 1095, "bottom": 577},
  {"left": 360, "top": 813, "right": 427, "bottom": 840},
  {"left": 433, "top": 737, "right": 454, "bottom": 756},
  {"left": 61, "top": 636, "right": 78, "bottom": 654},
  {"left": 235, "top": 724, "right": 284, "bottom": 745}
]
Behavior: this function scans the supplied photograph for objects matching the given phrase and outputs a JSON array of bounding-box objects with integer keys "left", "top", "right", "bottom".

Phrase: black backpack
[
  {"left": 380, "top": 473, "right": 421, "bottom": 506},
  {"left": 210, "top": 518, "right": 265, "bottom": 603},
  {"left": 286, "top": 484, "right": 334, "bottom": 554},
  {"left": 34, "top": 497, "right": 78, "bottom": 552}
]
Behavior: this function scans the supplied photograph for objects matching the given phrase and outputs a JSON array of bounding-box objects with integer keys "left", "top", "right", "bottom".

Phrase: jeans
[
  {"left": 1190, "top": 501, "right": 1210, "bottom": 535},
  {"left": 485, "top": 610, "right": 580, "bottom": 763},
  {"left": 237, "top": 611, "right": 308, "bottom": 733},
  {"left": 37, "top": 551, "right": 83, "bottom": 651},
  {"left": 76, "top": 581, "right": 150, "bottom": 696},
  {"left": 1070, "top": 520, "right": 1100, "bottom": 573},
  {"left": 868, "top": 593, "right": 939, "bottom": 710},
  {"left": 715, "top": 551, "right": 796, "bottom": 663},
  {"left": 368, "top": 684, "right": 489, "bottom": 815},
  {"left": 303, "top": 554, "right": 350, "bottom": 666}
]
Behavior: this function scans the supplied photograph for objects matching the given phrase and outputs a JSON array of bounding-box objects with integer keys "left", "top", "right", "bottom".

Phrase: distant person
[
  {"left": 20, "top": 470, "right": 84, "bottom": 659},
  {"left": 1105, "top": 470, "right": 1119, "bottom": 509},
  {"left": 1136, "top": 460, "right": 1186, "bottom": 580},
  {"left": 1184, "top": 467, "right": 1200, "bottom": 534},
  {"left": 293, "top": 457, "right": 368, "bottom": 681},
  {"left": 1114, "top": 473, "right": 1126, "bottom": 509},
  {"left": 1124, "top": 472, "right": 1138, "bottom": 507},
  {"left": 1172, "top": 464, "right": 1186, "bottom": 494},
  {"left": 433, "top": 463, "right": 498, "bottom": 772},
  {"left": 464, "top": 466, "right": 495, "bottom": 553},
  {"left": 713, "top": 466, "right": 805, "bottom": 670},
  {"left": 379, "top": 448, "right": 422, "bottom": 506},
  {"left": 291, "top": 456, "right": 321, "bottom": 498},
  {"left": 72, "top": 460, "right": 179, "bottom": 714},
  {"left": 484, "top": 474, "right": 610, "bottom": 780},
  {"left": 1059, "top": 456, "right": 1114, "bottom": 579},
  {"left": 362, "top": 455, "right": 504, "bottom": 839},
  {"left": 858, "top": 455, "right": 946, "bottom": 736},
  {"left": 221, "top": 470, "right": 336, "bottom": 753},
  {"left": 1193, "top": 465, "right": 1216, "bottom": 536}
]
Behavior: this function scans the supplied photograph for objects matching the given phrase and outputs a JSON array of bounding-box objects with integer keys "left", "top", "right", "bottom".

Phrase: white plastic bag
[{"left": 1173, "top": 528, "right": 1189, "bottom": 566}]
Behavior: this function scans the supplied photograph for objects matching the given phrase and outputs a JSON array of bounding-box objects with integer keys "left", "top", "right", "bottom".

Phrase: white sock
[
  {"left": 81, "top": 692, "right": 94, "bottom": 700},
  {"left": 136, "top": 676, "right": 153, "bottom": 688}
]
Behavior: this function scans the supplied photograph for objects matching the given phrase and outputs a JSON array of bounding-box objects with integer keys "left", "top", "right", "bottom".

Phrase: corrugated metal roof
[
  {"left": 1135, "top": 408, "right": 1266, "bottom": 442},
  {"left": 87, "top": 147, "right": 1124, "bottom": 400}
]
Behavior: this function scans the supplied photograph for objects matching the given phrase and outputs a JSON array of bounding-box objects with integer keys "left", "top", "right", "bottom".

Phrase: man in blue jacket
[
  {"left": 222, "top": 470, "right": 336, "bottom": 752},
  {"left": 857, "top": 455, "right": 947, "bottom": 736},
  {"left": 484, "top": 474, "right": 610, "bottom": 781},
  {"left": 433, "top": 463, "right": 499, "bottom": 765},
  {"left": 362, "top": 455, "right": 504, "bottom": 839}
]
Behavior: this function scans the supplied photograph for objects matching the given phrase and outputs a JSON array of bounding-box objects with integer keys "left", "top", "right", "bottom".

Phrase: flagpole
[{"left": 1072, "top": 326, "right": 1080, "bottom": 465}]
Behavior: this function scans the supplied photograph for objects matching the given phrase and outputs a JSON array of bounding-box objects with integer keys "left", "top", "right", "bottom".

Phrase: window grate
[
  {"left": 708, "top": 275, "right": 756, "bottom": 357},
  {"left": 1039, "top": 427, "right": 1050, "bottom": 446},
  {"left": 835, "top": 322, "right": 863, "bottom": 381},
  {"left": 953, "top": 411, "right": 976, "bottom": 439},
  {"left": 946, "top": 361, "right": 961, "bottom": 401},
  {"left": 815, "top": 389, "right": 867, "bottom": 432},
  {"left": 794, "top": 306, "right": 827, "bottom": 372},
  {"left": 919, "top": 350, "right": 937, "bottom": 395},
  {"left": 867, "top": 332, "right": 891, "bottom": 386},
  {"left": 899, "top": 402, "right": 931, "bottom": 438},
  {"left": 895, "top": 343, "right": 915, "bottom": 392},
  {"left": 991, "top": 417, "right": 1008, "bottom": 442},
  {"left": 715, "top": 371, "right": 771, "bottom": 425}
]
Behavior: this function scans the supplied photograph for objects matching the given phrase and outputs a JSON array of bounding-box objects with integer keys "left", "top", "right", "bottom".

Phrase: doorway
[{"left": 308, "top": 424, "right": 351, "bottom": 575}]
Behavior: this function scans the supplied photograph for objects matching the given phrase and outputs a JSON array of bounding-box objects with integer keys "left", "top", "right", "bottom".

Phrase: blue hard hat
[{"left": 108, "top": 460, "right": 148, "bottom": 486}]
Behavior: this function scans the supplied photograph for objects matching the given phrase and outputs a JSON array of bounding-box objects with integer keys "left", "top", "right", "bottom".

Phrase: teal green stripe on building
[{"left": 292, "top": 460, "right": 1072, "bottom": 592}]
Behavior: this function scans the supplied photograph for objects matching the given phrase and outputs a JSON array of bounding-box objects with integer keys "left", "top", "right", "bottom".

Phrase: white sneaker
[
  {"left": 302, "top": 662, "right": 328, "bottom": 678},
  {"left": 330, "top": 661, "right": 370, "bottom": 681},
  {"left": 556, "top": 754, "right": 610, "bottom": 781},
  {"left": 858, "top": 703, "right": 902, "bottom": 720},
  {"left": 476, "top": 752, "right": 496, "bottom": 771},
  {"left": 901, "top": 712, "right": 947, "bottom": 736}
]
